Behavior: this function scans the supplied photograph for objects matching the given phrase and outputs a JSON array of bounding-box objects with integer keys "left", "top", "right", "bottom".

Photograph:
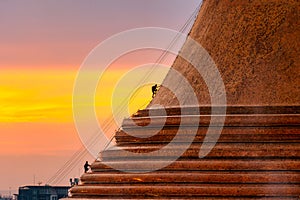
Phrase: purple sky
[{"left": 0, "top": 0, "right": 200, "bottom": 69}]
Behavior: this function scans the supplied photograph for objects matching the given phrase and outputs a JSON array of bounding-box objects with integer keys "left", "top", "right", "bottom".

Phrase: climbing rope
[{"left": 47, "top": 0, "right": 203, "bottom": 185}]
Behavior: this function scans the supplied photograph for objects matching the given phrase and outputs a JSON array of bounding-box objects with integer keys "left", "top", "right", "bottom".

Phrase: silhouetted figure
[
  {"left": 84, "top": 161, "right": 91, "bottom": 173},
  {"left": 152, "top": 84, "right": 158, "bottom": 98},
  {"left": 69, "top": 178, "right": 74, "bottom": 186},
  {"left": 74, "top": 178, "right": 79, "bottom": 185}
]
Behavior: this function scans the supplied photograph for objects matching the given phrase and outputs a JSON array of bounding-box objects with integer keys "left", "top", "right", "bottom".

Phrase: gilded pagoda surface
[{"left": 67, "top": 0, "right": 300, "bottom": 199}]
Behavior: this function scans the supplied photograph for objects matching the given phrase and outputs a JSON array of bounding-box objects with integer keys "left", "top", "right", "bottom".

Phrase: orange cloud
[{"left": 0, "top": 70, "right": 75, "bottom": 123}]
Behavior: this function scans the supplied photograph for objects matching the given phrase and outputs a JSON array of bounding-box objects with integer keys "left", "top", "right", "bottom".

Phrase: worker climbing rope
[
  {"left": 84, "top": 161, "right": 91, "bottom": 173},
  {"left": 152, "top": 84, "right": 160, "bottom": 98}
]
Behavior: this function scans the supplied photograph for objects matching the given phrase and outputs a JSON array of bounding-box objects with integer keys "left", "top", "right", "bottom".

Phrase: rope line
[{"left": 46, "top": 1, "right": 203, "bottom": 185}]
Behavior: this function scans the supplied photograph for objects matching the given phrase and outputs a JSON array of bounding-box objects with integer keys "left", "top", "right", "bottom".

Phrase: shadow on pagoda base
[{"left": 66, "top": 105, "right": 300, "bottom": 199}]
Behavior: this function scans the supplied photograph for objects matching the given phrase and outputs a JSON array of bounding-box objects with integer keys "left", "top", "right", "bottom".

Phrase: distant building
[{"left": 17, "top": 186, "right": 69, "bottom": 200}]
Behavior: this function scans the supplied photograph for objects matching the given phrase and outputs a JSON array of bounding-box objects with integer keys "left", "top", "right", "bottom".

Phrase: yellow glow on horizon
[
  {"left": 0, "top": 70, "right": 75, "bottom": 123},
  {"left": 0, "top": 68, "right": 164, "bottom": 124},
  {"left": 0, "top": 67, "right": 168, "bottom": 157}
]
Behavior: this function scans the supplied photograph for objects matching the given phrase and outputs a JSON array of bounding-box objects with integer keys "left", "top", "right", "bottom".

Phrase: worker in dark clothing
[
  {"left": 74, "top": 178, "right": 79, "bottom": 185},
  {"left": 70, "top": 178, "right": 74, "bottom": 186},
  {"left": 152, "top": 84, "right": 158, "bottom": 98},
  {"left": 84, "top": 161, "right": 91, "bottom": 173}
]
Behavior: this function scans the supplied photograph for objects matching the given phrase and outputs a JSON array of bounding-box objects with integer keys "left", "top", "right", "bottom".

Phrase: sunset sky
[{"left": 0, "top": 0, "right": 200, "bottom": 194}]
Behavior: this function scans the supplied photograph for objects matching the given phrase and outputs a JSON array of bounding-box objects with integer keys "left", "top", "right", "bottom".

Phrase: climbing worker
[
  {"left": 152, "top": 84, "right": 158, "bottom": 98},
  {"left": 74, "top": 178, "right": 79, "bottom": 185},
  {"left": 69, "top": 178, "right": 74, "bottom": 186},
  {"left": 84, "top": 161, "right": 91, "bottom": 173}
]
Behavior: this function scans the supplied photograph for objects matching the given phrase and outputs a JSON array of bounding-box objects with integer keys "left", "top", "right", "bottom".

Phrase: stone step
[
  {"left": 100, "top": 143, "right": 300, "bottom": 161},
  {"left": 70, "top": 184, "right": 300, "bottom": 198},
  {"left": 133, "top": 106, "right": 300, "bottom": 117},
  {"left": 116, "top": 141, "right": 300, "bottom": 149},
  {"left": 123, "top": 114, "right": 300, "bottom": 128},
  {"left": 115, "top": 128, "right": 300, "bottom": 145},
  {"left": 105, "top": 142, "right": 300, "bottom": 151},
  {"left": 68, "top": 198, "right": 298, "bottom": 200},
  {"left": 80, "top": 171, "right": 300, "bottom": 184},
  {"left": 91, "top": 159, "right": 300, "bottom": 172},
  {"left": 117, "top": 140, "right": 300, "bottom": 147}
]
